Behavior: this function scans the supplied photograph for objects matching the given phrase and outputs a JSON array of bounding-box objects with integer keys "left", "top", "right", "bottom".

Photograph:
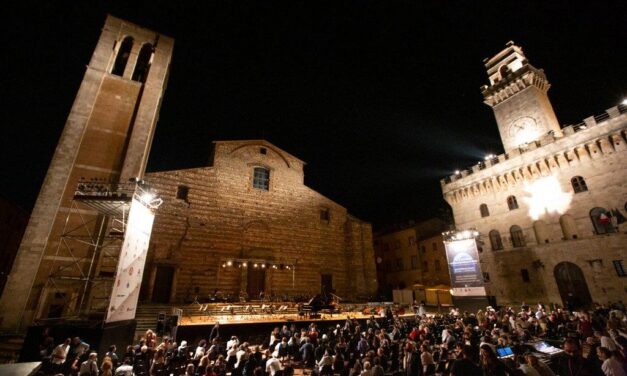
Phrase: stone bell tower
[
  {"left": 0, "top": 16, "right": 173, "bottom": 331},
  {"left": 481, "top": 41, "right": 561, "bottom": 152}
]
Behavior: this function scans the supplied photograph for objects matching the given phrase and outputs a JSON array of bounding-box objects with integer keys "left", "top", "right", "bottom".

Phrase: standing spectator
[
  {"left": 79, "top": 352, "right": 99, "bottom": 376},
  {"left": 450, "top": 345, "right": 481, "bottom": 376},
  {"left": 479, "top": 344, "right": 507, "bottom": 376},
  {"left": 114, "top": 358, "right": 134, "bottom": 376},
  {"left": 106, "top": 345, "right": 119, "bottom": 370},
  {"left": 597, "top": 347, "right": 626, "bottom": 376},
  {"left": 51, "top": 338, "right": 71, "bottom": 374}
]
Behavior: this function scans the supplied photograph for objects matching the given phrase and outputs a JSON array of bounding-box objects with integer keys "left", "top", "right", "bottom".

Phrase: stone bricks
[{"left": 142, "top": 140, "right": 377, "bottom": 303}]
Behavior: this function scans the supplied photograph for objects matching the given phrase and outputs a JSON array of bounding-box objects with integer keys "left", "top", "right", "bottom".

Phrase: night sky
[{"left": 3, "top": 1, "right": 626, "bottom": 228}]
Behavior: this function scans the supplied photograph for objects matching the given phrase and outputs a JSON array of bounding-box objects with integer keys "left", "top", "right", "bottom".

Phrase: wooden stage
[{"left": 172, "top": 302, "right": 415, "bottom": 345}]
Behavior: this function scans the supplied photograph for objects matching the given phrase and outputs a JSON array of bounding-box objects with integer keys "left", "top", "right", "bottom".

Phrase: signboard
[
  {"left": 106, "top": 198, "right": 155, "bottom": 323},
  {"left": 444, "top": 238, "right": 486, "bottom": 297}
]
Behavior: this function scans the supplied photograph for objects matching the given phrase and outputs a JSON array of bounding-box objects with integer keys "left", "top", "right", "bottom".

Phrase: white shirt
[
  {"left": 519, "top": 364, "right": 541, "bottom": 376},
  {"left": 51, "top": 344, "right": 69, "bottom": 365},
  {"left": 601, "top": 336, "right": 618, "bottom": 352},
  {"left": 227, "top": 339, "right": 239, "bottom": 350},
  {"left": 602, "top": 358, "right": 627, "bottom": 376},
  {"left": 114, "top": 364, "right": 134, "bottom": 376},
  {"left": 266, "top": 357, "right": 282, "bottom": 376}
]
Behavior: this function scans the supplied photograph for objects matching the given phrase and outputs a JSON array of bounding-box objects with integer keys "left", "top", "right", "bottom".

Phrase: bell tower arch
[
  {"left": 0, "top": 16, "right": 174, "bottom": 331},
  {"left": 481, "top": 41, "right": 561, "bottom": 152}
]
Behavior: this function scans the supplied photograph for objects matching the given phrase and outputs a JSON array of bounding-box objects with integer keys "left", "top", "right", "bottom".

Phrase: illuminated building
[
  {"left": 373, "top": 219, "right": 452, "bottom": 306},
  {"left": 140, "top": 140, "right": 378, "bottom": 303},
  {"left": 441, "top": 42, "right": 627, "bottom": 307},
  {"left": 0, "top": 16, "right": 174, "bottom": 331}
]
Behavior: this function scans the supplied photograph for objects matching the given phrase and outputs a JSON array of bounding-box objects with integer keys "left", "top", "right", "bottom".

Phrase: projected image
[{"left": 523, "top": 175, "right": 572, "bottom": 220}]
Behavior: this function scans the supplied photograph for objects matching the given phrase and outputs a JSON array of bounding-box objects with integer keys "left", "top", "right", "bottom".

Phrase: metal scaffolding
[{"left": 35, "top": 179, "right": 155, "bottom": 321}]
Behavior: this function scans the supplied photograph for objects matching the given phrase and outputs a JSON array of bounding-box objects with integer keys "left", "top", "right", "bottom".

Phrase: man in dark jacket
[{"left": 556, "top": 339, "right": 593, "bottom": 376}]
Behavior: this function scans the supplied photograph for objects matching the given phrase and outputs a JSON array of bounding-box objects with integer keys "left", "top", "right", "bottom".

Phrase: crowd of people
[{"left": 35, "top": 301, "right": 627, "bottom": 376}]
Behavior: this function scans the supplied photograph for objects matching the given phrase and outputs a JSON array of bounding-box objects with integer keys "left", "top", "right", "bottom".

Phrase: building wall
[
  {"left": 373, "top": 220, "right": 451, "bottom": 292},
  {"left": 442, "top": 44, "right": 627, "bottom": 307},
  {"left": 143, "top": 140, "right": 377, "bottom": 303},
  {"left": 0, "top": 16, "right": 173, "bottom": 331}
]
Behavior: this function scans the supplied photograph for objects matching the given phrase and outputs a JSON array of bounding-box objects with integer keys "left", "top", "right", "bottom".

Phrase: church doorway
[
  {"left": 554, "top": 262, "right": 592, "bottom": 310},
  {"left": 247, "top": 268, "right": 266, "bottom": 299},
  {"left": 152, "top": 266, "right": 174, "bottom": 303}
]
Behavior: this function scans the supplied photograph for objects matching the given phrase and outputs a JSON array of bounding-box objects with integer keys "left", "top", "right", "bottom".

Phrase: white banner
[
  {"left": 444, "top": 238, "right": 486, "bottom": 297},
  {"left": 106, "top": 199, "right": 155, "bottom": 323}
]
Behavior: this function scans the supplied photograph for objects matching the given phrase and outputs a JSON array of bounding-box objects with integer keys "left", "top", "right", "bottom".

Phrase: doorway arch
[{"left": 554, "top": 262, "right": 592, "bottom": 310}]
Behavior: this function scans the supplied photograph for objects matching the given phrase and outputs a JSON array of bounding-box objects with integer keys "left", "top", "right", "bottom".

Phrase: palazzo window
[
  {"left": 489, "top": 230, "right": 503, "bottom": 251},
  {"left": 571, "top": 176, "right": 588, "bottom": 193},
  {"left": 507, "top": 196, "right": 519, "bottom": 210},
  {"left": 510, "top": 225, "right": 525, "bottom": 247},
  {"left": 480, "top": 203, "right": 490, "bottom": 217},
  {"left": 590, "top": 207, "right": 616, "bottom": 234},
  {"left": 252, "top": 167, "right": 270, "bottom": 190}
]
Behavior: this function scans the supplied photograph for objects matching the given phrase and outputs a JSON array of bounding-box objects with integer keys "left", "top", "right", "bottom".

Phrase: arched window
[
  {"left": 533, "top": 220, "right": 550, "bottom": 244},
  {"left": 571, "top": 176, "right": 588, "bottom": 193},
  {"left": 560, "top": 214, "right": 579, "bottom": 239},
  {"left": 252, "top": 167, "right": 270, "bottom": 190},
  {"left": 590, "top": 207, "right": 616, "bottom": 234},
  {"left": 507, "top": 195, "right": 519, "bottom": 210},
  {"left": 480, "top": 204, "right": 490, "bottom": 218},
  {"left": 132, "top": 43, "right": 154, "bottom": 83},
  {"left": 489, "top": 230, "right": 503, "bottom": 251},
  {"left": 510, "top": 225, "right": 525, "bottom": 247},
  {"left": 112, "top": 36, "right": 133, "bottom": 76}
]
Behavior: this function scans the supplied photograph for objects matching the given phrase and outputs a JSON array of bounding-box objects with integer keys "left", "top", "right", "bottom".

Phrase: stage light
[
  {"left": 285, "top": 265, "right": 291, "bottom": 270},
  {"left": 221, "top": 263, "right": 226, "bottom": 268},
  {"left": 253, "top": 263, "right": 258, "bottom": 268},
  {"left": 242, "top": 262, "right": 247, "bottom": 267},
  {"left": 523, "top": 175, "right": 572, "bottom": 220},
  {"left": 141, "top": 191, "right": 155, "bottom": 202},
  {"left": 622, "top": 98, "right": 627, "bottom": 106},
  {"left": 261, "top": 263, "right": 266, "bottom": 268},
  {"left": 454, "top": 170, "right": 460, "bottom": 175},
  {"left": 226, "top": 260, "right": 233, "bottom": 266}
]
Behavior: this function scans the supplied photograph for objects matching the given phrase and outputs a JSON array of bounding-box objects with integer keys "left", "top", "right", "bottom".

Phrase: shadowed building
[
  {"left": 441, "top": 42, "right": 627, "bottom": 308},
  {"left": 140, "top": 140, "right": 378, "bottom": 303},
  {"left": 0, "top": 198, "right": 29, "bottom": 296},
  {"left": 373, "top": 219, "right": 451, "bottom": 306},
  {"left": 0, "top": 16, "right": 173, "bottom": 331}
]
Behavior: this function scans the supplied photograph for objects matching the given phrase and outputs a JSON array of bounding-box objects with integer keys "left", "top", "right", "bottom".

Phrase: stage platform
[{"left": 162, "top": 302, "right": 416, "bottom": 345}]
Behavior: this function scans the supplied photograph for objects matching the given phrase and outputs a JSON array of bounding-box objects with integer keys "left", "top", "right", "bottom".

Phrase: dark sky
[{"left": 2, "top": 1, "right": 626, "bottom": 228}]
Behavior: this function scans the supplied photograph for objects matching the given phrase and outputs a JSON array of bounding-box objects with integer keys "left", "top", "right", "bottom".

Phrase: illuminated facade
[
  {"left": 0, "top": 16, "right": 174, "bottom": 331},
  {"left": 140, "top": 140, "right": 378, "bottom": 303},
  {"left": 441, "top": 42, "right": 627, "bottom": 307}
]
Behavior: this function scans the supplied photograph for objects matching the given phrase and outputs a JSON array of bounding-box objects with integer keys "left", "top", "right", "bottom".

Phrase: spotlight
[
  {"left": 261, "top": 263, "right": 266, "bottom": 268},
  {"left": 622, "top": 98, "right": 627, "bottom": 106},
  {"left": 272, "top": 265, "right": 278, "bottom": 269},
  {"left": 226, "top": 260, "right": 233, "bottom": 266},
  {"left": 141, "top": 191, "right": 155, "bottom": 202},
  {"left": 221, "top": 263, "right": 226, "bottom": 268},
  {"left": 455, "top": 170, "right": 460, "bottom": 175},
  {"left": 286, "top": 265, "right": 291, "bottom": 270},
  {"left": 253, "top": 263, "right": 258, "bottom": 268},
  {"left": 242, "top": 262, "right": 248, "bottom": 268}
]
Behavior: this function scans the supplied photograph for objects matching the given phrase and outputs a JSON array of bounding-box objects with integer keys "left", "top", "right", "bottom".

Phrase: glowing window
[
  {"left": 507, "top": 196, "right": 519, "bottom": 210},
  {"left": 510, "top": 225, "right": 525, "bottom": 247},
  {"left": 571, "top": 176, "right": 588, "bottom": 193},
  {"left": 252, "top": 167, "right": 270, "bottom": 190},
  {"left": 112, "top": 36, "right": 133, "bottom": 76},
  {"left": 489, "top": 230, "right": 503, "bottom": 251},
  {"left": 480, "top": 204, "right": 490, "bottom": 217}
]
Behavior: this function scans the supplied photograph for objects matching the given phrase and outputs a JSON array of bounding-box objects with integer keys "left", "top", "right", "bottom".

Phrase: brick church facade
[{"left": 141, "top": 140, "right": 378, "bottom": 304}]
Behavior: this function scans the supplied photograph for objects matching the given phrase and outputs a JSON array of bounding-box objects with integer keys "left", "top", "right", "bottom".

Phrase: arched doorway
[{"left": 554, "top": 262, "right": 592, "bottom": 310}]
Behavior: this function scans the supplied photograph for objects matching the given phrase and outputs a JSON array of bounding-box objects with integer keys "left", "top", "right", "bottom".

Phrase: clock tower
[{"left": 481, "top": 41, "right": 561, "bottom": 152}]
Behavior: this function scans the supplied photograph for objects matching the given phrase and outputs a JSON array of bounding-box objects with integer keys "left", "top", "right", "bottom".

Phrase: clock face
[{"left": 509, "top": 116, "right": 540, "bottom": 146}]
